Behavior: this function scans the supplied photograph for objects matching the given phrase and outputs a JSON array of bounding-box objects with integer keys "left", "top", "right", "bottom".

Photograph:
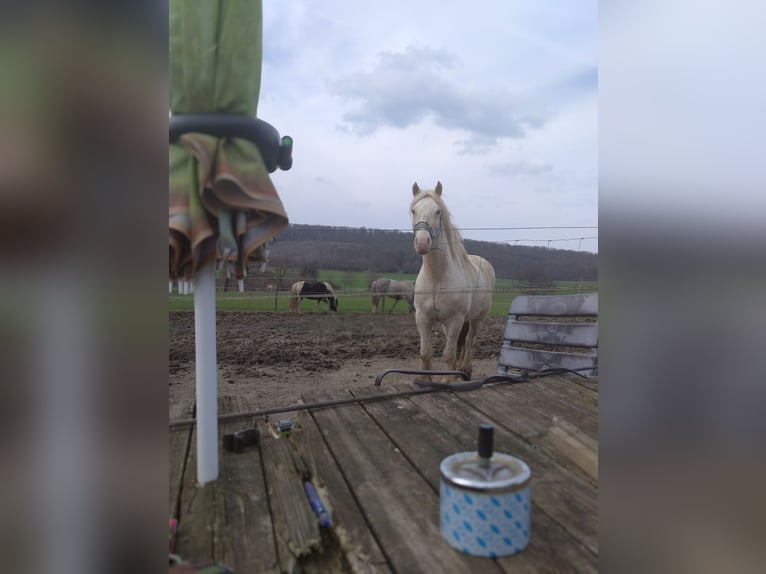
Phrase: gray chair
[{"left": 496, "top": 293, "right": 598, "bottom": 377}]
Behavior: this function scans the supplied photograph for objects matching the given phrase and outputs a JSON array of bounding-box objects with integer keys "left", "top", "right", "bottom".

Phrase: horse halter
[{"left": 413, "top": 219, "right": 442, "bottom": 242}]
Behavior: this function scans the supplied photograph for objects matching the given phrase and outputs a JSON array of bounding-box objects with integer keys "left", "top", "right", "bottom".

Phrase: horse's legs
[
  {"left": 388, "top": 297, "right": 399, "bottom": 314},
  {"left": 459, "top": 318, "right": 484, "bottom": 379},
  {"left": 415, "top": 311, "right": 434, "bottom": 378},
  {"left": 456, "top": 320, "right": 470, "bottom": 370},
  {"left": 441, "top": 316, "right": 466, "bottom": 381},
  {"left": 371, "top": 294, "right": 379, "bottom": 313}
]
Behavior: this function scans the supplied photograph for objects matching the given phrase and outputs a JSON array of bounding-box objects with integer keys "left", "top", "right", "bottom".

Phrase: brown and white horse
[
  {"left": 411, "top": 181, "right": 496, "bottom": 379},
  {"left": 289, "top": 280, "right": 339, "bottom": 312}
]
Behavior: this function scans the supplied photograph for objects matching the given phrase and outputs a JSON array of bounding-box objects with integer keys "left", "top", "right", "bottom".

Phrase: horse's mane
[{"left": 411, "top": 189, "right": 471, "bottom": 267}]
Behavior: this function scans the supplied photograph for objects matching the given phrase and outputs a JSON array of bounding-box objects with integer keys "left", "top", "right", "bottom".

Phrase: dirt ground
[{"left": 169, "top": 310, "right": 508, "bottom": 411}]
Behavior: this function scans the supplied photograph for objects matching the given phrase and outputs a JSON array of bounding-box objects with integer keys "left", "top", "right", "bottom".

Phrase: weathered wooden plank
[
  {"left": 293, "top": 400, "right": 392, "bottom": 574},
  {"left": 169, "top": 398, "right": 194, "bottom": 519},
  {"left": 529, "top": 374, "right": 599, "bottom": 412},
  {"left": 404, "top": 385, "right": 598, "bottom": 556},
  {"left": 572, "top": 376, "right": 599, "bottom": 393},
  {"left": 497, "top": 343, "right": 598, "bottom": 377},
  {"left": 413, "top": 387, "right": 598, "bottom": 555},
  {"left": 501, "top": 293, "right": 599, "bottom": 378},
  {"left": 504, "top": 319, "right": 599, "bottom": 348},
  {"left": 518, "top": 510, "right": 598, "bottom": 574},
  {"left": 496, "top": 376, "right": 599, "bottom": 442},
  {"left": 169, "top": 396, "right": 194, "bottom": 422},
  {"left": 356, "top": 385, "right": 597, "bottom": 573},
  {"left": 420, "top": 379, "right": 560, "bottom": 442},
  {"left": 304, "top": 390, "right": 504, "bottom": 573},
  {"left": 212, "top": 396, "right": 279, "bottom": 573},
  {"left": 175, "top": 396, "right": 231, "bottom": 564},
  {"left": 350, "top": 386, "right": 462, "bottom": 490},
  {"left": 257, "top": 412, "right": 322, "bottom": 574},
  {"left": 174, "top": 396, "right": 279, "bottom": 573},
  {"left": 272, "top": 408, "right": 391, "bottom": 573},
  {"left": 535, "top": 416, "right": 598, "bottom": 484},
  {"left": 524, "top": 376, "right": 599, "bottom": 435},
  {"left": 509, "top": 293, "right": 598, "bottom": 316}
]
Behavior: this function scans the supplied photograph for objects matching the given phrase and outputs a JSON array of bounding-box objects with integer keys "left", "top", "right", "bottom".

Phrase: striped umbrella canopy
[
  {"left": 169, "top": 0, "right": 288, "bottom": 281},
  {"left": 169, "top": 0, "right": 291, "bottom": 484}
]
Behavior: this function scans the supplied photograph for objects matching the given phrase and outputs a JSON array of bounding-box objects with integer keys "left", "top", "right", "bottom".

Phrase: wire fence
[
  {"left": 169, "top": 225, "right": 599, "bottom": 302},
  {"left": 292, "top": 225, "right": 599, "bottom": 251},
  {"left": 382, "top": 235, "right": 599, "bottom": 250},
  {"left": 170, "top": 284, "right": 598, "bottom": 297},
  {"left": 169, "top": 281, "right": 598, "bottom": 315}
]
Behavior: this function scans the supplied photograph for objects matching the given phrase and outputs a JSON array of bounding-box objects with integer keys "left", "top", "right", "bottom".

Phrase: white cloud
[
  {"left": 258, "top": 0, "right": 598, "bottom": 252},
  {"left": 331, "top": 46, "right": 552, "bottom": 151}
]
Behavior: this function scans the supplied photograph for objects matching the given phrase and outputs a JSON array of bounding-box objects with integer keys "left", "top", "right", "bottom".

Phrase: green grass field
[{"left": 169, "top": 270, "right": 597, "bottom": 315}]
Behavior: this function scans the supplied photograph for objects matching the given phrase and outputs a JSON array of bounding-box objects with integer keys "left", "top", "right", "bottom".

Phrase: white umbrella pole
[{"left": 194, "top": 259, "right": 218, "bottom": 484}]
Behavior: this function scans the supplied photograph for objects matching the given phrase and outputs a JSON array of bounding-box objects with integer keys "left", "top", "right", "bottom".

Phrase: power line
[
  {"left": 404, "top": 236, "right": 598, "bottom": 249},
  {"left": 394, "top": 225, "right": 597, "bottom": 232},
  {"left": 506, "top": 236, "right": 598, "bottom": 244},
  {"left": 464, "top": 226, "right": 596, "bottom": 231}
]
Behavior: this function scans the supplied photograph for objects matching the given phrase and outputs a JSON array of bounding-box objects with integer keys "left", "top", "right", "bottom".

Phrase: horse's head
[
  {"left": 323, "top": 282, "right": 339, "bottom": 311},
  {"left": 411, "top": 181, "right": 444, "bottom": 255}
]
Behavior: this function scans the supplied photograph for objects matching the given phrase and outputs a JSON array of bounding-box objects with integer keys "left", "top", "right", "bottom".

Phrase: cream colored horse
[
  {"left": 371, "top": 278, "right": 415, "bottom": 313},
  {"left": 411, "top": 181, "right": 496, "bottom": 379}
]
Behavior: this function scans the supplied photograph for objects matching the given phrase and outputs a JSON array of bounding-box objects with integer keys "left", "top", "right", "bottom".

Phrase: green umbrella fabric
[{"left": 169, "top": 0, "right": 288, "bottom": 280}]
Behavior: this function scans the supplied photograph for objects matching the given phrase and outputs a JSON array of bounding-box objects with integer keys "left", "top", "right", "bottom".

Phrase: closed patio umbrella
[{"left": 169, "top": 0, "right": 291, "bottom": 483}]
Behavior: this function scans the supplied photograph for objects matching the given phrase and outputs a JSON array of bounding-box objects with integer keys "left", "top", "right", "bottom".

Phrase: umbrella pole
[{"left": 194, "top": 259, "right": 218, "bottom": 483}]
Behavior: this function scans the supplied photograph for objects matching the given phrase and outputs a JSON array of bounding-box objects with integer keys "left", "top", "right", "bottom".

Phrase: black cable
[
  {"left": 412, "top": 365, "right": 593, "bottom": 392},
  {"left": 168, "top": 366, "right": 595, "bottom": 429},
  {"left": 168, "top": 386, "right": 442, "bottom": 429},
  {"left": 532, "top": 366, "right": 591, "bottom": 379}
]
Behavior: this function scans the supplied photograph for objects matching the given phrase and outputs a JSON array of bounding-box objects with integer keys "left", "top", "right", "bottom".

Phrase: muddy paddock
[{"left": 169, "top": 311, "right": 507, "bottom": 410}]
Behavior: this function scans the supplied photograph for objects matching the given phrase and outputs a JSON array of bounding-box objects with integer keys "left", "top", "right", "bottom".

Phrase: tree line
[{"left": 267, "top": 224, "right": 597, "bottom": 282}]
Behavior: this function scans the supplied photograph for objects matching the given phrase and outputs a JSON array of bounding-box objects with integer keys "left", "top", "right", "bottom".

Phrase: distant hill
[{"left": 267, "top": 224, "right": 597, "bottom": 281}]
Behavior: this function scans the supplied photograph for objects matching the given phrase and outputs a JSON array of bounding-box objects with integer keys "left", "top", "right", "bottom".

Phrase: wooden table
[{"left": 170, "top": 374, "right": 598, "bottom": 573}]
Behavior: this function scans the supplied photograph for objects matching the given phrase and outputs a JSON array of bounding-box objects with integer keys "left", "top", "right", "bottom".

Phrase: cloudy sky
[{"left": 258, "top": 0, "right": 597, "bottom": 253}]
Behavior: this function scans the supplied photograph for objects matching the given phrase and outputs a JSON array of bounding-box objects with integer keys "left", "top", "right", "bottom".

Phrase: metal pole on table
[{"left": 193, "top": 259, "right": 218, "bottom": 484}]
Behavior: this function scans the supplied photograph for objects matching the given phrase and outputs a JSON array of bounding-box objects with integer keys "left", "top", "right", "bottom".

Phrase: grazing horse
[
  {"left": 371, "top": 278, "right": 415, "bottom": 313},
  {"left": 291, "top": 280, "right": 339, "bottom": 312},
  {"left": 411, "top": 181, "right": 496, "bottom": 379}
]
